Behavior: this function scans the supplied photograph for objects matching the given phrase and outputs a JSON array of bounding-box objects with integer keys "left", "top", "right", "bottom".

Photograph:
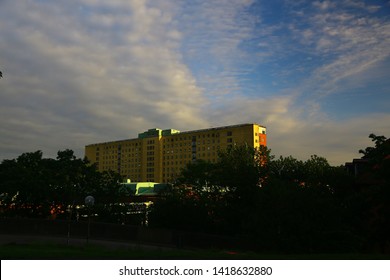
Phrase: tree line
[
  {"left": 0, "top": 134, "right": 389, "bottom": 253},
  {"left": 149, "top": 135, "right": 390, "bottom": 253},
  {"left": 0, "top": 149, "right": 122, "bottom": 219}
]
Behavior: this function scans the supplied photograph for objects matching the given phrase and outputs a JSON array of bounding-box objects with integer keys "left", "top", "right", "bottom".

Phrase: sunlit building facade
[{"left": 85, "top": 123, "right": 267, "bottom": 183}]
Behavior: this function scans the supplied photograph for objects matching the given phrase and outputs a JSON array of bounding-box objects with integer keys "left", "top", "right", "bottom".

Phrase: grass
[
  {"left": 1, "top": 242, "right": 389, "bottom": 260},
  {"left": 0, "top": 242, "right": 257, "bottom": 259}
]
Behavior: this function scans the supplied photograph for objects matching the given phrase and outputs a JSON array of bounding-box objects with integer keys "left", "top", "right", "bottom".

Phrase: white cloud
[
  {"left": 313, "top": 1, "right": 336, "bottom": 10},
  {"left": 342, "top": 0, "right": 381, "bottom": 13},
  {"left": 208, "top": 94, "right": 389, "bottom": 165},
  {"left": 0, "top": 0, "right": 209, "bottom": 159},
  {"left": 176, "top": 0, "right": 258, "bottom": 96},
  {"left": 286, "top": 1, "right": 390, "bottom": 101}
]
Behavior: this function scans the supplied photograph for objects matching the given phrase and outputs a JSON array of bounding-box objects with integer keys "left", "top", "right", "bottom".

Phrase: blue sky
[{"left": 0, "top": 0, "right": 389, "bottom": 165}]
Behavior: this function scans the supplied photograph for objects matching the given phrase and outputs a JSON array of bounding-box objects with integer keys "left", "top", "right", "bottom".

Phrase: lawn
[
  {"left": 0, "top": 242, "right": 261, "bottom": 259},
  {"left": 1, "top": 243, "right": 388, "bottom": 260}
]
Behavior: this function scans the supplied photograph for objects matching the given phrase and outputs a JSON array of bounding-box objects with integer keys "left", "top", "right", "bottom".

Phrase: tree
[
  {"left": 177, "top": 159, "right": 216, "bottom": 188},
  {"left": 198, "top": 145, "right": 273, "bottom": 232},
  {"left": 359, "top": 134, "right": 390, "bottom": 184},
  {"left": 0, "top": 149, "right": 124, "bottom": 219},
  {"left": 0, "top": 158, "right": 20, "bottom": 207},
  {"left": 359, "top": 134, "right": 389, "bottom": 159},
  {"left": 357, "top": 134, "right": 390, "bottom": 252},
  {"left": 303, "top": 155, "right": 331, "bottom": 188},
  {"left": 16, "top": 151, "right": 50, "bottom": 208},
  {"left": 214, "top": 144, "right": 272, "bottom": 195},
  {"left": 0, "top": 151, "right": 55, "bottom": 217},
  {"left": 149, "top": 144, "right": 274, "bottom": 234},
  {"left": 53, "top": 149, "right": 89, "bottom": 205},
  {"left": 270, "top": 155, "right": 305, "bottom": 184},
  {"left": 149, "top": 184, "right": 214, "bottom": 232},
  {"left": 90, "top": 169, "right": 123, "bottom": 204},
  {"left": 149, "top": 144, "right": 369, "bottom": 253},
  {"left": 271, "top": 154, "right": 339, "bottom": 190}
]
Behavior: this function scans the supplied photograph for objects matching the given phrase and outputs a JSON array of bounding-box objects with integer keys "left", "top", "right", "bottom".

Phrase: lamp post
[{"left": 85, "top": 195, "right": 95, "bottom": 244}]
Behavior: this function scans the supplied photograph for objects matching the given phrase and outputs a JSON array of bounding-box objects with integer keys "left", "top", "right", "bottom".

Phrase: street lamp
[{"left": 85, "top": 195, "right": 95, "bottom": 244}]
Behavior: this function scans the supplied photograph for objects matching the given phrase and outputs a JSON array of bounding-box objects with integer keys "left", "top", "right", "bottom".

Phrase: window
[{"left": 227, "top": 131, "right": 232, "bottom": 136}]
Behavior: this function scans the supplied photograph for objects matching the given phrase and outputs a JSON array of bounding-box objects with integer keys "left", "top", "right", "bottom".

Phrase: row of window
[
  {"left": 98, "top": 148, "right": 140, "bottom": 155},
  {"left": 97, "top": 148, "right": 224, "bottom": 163},
  {"left": 163, "top": 132, "right": 225, "bottom": 142},
  {"left": 94, "top": 131, "right": 232, "bottom": 151},
  {"left": 96, "top": 142, "right": 140, "bottom": 150},
  {"left": 164, "top": 138, "right": 222, "bottom": 148},
  {"left": 99, "top": 153, "right": 218, "bottom": 170},
  {"left": 93, "top": 131, "right": 241, "bottom": 155}
]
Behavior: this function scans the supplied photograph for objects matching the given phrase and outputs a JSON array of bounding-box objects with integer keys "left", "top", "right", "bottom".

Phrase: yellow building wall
[{"left": 85, "top": 123, "right": 266, "bottom": 183}]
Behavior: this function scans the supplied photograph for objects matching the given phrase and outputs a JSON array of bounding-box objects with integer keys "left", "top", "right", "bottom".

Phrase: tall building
[{"left": 85, "top": 123, "right": 267, "bottom": 183}]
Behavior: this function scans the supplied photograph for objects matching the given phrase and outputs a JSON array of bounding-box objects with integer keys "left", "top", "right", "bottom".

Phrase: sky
[{"left": 0, "top": 0, "right": 389, "bottom": 166}]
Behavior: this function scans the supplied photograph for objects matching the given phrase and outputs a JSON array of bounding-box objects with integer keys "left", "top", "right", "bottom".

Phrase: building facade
[{"left": 85, "top": 123, "right": 267, "bottom": 183}]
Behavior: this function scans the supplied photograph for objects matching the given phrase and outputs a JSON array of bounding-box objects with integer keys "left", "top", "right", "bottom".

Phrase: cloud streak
[{"left": 0, "top": 0, "right": 208, "bottom": 158}]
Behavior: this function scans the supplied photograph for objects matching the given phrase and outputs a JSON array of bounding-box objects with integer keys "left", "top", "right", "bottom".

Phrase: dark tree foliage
[
  {"left": 0, "top": 150, "right": 123, "bottom": 219},
  {"left": 150, "top": 144, "right": 274, "bottom": 235},
  {"left": 148, "top": 185, "right": 215, "bottom": 232},
  {"left": 270, "top": 155, "right": 305, "bottom": 183},
  {"left": 0, "top": 151, "right": 55, "bottom": 217},
  {"left": 214, "top": 144, "right": 271, "bottom": 193},
  {"left": 359, "top": 134, "right": 388, "bottom": 159},
  {"left": 356, "top": 134, "right": 390, "bottom": 252},
  {"left": 0, "top": 158, "right": 21, "bottom": 204},
  {"left": 2, "top": 134, "right": 389, "bottom": 253},
  {"left": 177, "top": 159, "right": 216, "bottom": 187},
  {"left": 150, "top": 140, "right": 389, "bottom": 254}
]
